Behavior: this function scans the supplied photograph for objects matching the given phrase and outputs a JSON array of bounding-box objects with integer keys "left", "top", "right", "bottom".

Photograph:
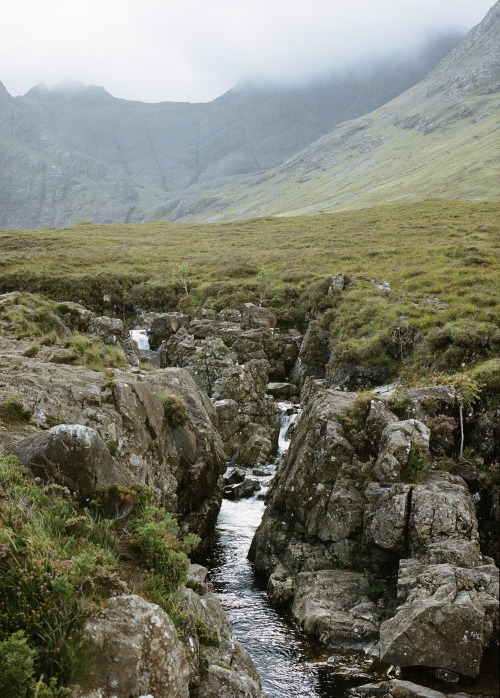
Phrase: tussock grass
[{"left": 0, "top": 200, "right": 498, "bottom": 383}]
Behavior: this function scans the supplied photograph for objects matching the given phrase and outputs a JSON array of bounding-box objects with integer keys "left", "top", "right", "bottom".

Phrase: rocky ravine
[
  {"left": 249, "top": 384, "right": 499, "bottom": 682},
  {"left": 0, "top": 291, "right": 498, "bottom": 696}
]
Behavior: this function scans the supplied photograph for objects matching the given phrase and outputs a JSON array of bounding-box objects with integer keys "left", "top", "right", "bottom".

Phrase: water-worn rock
[
  {"left": 292, "top": 569, "right": 380, "bottom": 646},
  {"left": 380, "top": 561, "right": 499, "bottom": 676},
  {"left": 4, "top": 424, "right": 133, "bottom": 499},
  {"left": 183, "top": 588, "right": 266, "bottom": 697},
  {"left": 77, "top": 595, "right": 191, "bottom": 698},
  {"left": 350, "top": 679, "right": 460, "bottom": 698}
]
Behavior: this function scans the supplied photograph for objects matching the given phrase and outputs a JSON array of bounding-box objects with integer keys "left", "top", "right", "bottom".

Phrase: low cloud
[{"left": 0, "top": 0, "right": 494, "bottom": 102}]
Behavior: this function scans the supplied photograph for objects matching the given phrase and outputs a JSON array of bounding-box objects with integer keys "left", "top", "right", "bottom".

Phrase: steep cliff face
[{"left": 249, "top": 386, "right": 499, "bottom": 678}]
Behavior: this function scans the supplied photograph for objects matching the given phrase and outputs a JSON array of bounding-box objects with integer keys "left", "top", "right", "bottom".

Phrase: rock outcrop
[
  {"left": 249, "top": 384, "right": 500, "bottom": 679},
  {"left": 0, "top": 339, "right": 225, "bottom": 545},
  {"left": 75, "top": 588, "right": 266, "bottom": 698}
]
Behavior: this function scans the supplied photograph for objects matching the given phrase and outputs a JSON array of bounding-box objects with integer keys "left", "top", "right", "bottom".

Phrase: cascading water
[{"left": 199, "top": 401, "right": 382, "bottom": 697}]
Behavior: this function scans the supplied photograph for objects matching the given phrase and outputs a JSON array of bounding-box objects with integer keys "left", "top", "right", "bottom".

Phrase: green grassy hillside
[{"left": 1, "top": 199, "right": 499, "bottom": 386}]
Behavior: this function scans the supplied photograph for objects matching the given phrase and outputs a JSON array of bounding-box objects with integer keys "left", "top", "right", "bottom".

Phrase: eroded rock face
[
  {"left": 380, "top": 562, "right": 499, "bottom": 677},
  {"left": 4, "top": 424, "right": 133, "bottom": 499},
  {"left": 0, "top": 348, "right": 225, "bottom": 545},
  {"left": 292, "top": 570, "right": 380, "bottom": 647},
  {"left": 77, "top": 595, "right": 190, "bottom": 698},
  {"left": 249, "top": 382, "right": 499, "bottom": 680},
  {"left": 184, "top": 588, "right": 266, "bottom": 697}
]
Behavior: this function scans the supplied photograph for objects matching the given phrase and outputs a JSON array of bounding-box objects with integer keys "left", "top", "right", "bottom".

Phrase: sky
[{"left": 0, "top": 0, "right": 494, "bottom": 104}]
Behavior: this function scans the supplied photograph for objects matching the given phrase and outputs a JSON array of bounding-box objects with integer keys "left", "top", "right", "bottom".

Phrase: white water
[{"left": 129, "top": 329, "right": 150, "bottom": 351}]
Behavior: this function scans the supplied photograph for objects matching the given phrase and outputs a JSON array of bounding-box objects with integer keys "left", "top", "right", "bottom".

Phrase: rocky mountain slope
[
  {"left": 155, "top": 1, "right": 499, "bottom": 221},
  {"left": 0, "top": 34, "right": 462, "bottom": 229}
]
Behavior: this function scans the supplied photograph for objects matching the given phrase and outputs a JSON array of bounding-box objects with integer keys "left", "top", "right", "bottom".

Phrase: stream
[
  {"left": 130, "top": 330, "right": 383, "bottom": 696},
  {"left": 197, "top": 403, "right": 382, "bottom": 698}
]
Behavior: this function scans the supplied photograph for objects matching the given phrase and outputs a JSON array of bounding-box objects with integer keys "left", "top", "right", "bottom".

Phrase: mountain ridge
[{"left": 0, "top": 30, "right": 468, "bottom": 229}]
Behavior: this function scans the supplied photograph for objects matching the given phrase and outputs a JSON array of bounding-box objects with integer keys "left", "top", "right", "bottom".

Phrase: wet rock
[
  {"left": 267, "top": 382, "right": 298, "bottom": 400},
  {"left": 267, "top": 565, "right": 295, "bottom": 605},
  {"left": 184, "top": 588, "right": 266, "bottom": 697},
  {"left": 224, "top": 477, "right": 261, "bottom": 500},
  {"left": 292, "top": 569, "right": 380, "bottom": 646},
  {"left": 77, "top": 595, "right": 190, "bottom": 698},
  {"left": 350, "top": 679, "right": 457, "bottom": 698},
  {"left": 224, "top": 467, "right": 246, "bottom": 486}
]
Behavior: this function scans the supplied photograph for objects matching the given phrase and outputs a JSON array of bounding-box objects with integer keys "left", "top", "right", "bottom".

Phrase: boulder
[
  {"left": 88, "top": 315, "right": 125, "bottom": 345},
  {"left": 379, "top": 561, "right": 499, "bottom": 677},
  {"left": 267, "top": 382, "right": 298, "bottom": 400},
  {"left": 224, "top": 477, "right": 261, "bottom": 500},
  {"left": 292, "top": 569, "right": 380, "bottom": 646},
  {"left": 78, "top": 595, "right": 190, "bottom": 698},
  {"left": 4, "top": 424, "right": 132, "bottom": 499},
  {"left": 183, "top": 588, "right": 266, "bottom": 697},
  {"left": 350, "top": 679, "right": 458, "bottom": 698},
  {"left": 241, "top": 303, "right": 276, "bottom": 329},
  {"left": 373, "top": 420, "right": 430, "bottom": 483},
  {"left": 148, "top": 312, "right": 189, "bottom": 350}
]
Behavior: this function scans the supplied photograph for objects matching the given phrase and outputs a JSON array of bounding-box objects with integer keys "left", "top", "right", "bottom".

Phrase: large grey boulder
[
  {"left": 77, "top": 595, "right": 190, "bottom": 698},
  {"left": 379, "top": 561, "right": 499, "bottom": 677},
  {"left": 4, "top": 424, "right": 132, "bottom": 499},
  {"left": 292, "top": 569, "right": 380, "bottom": 646}
]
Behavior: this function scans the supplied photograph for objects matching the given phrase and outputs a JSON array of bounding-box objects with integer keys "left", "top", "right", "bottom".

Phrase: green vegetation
[
  {"left": 0, "top": 398, "right": 32, "bottom": 423},
  {"left": 157, "top": 392, "right": 189, "bottom": 428},
  {"left": 402, "top": 445, "right": 432, "bottom": 484},
  {"left": 66, "top": 334, "right": 126, "bottom": 372},
  {"left": 0, "top": 458, "right": 198, "bottom": 694},
  {"left": 0, "top": 200, "right": 498, "bottom": 388}
]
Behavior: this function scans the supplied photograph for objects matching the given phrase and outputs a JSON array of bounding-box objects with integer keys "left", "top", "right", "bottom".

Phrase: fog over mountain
[
  {"left": 0, "top": 31, "right": 468, "bottom": 229},
  {"left": 1, "top": 0, "right": 493, "bottom": 103}
]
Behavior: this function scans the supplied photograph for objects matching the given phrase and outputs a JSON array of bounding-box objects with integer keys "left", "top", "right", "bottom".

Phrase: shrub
[
  {"left": 23, "top": 344, "right": 40, "bottom": 358},
  {"left": 402, "top": 445, "right": 432, "bottom": 483},
  {"left": 338, "top": 392, "right": 373, "bottom": 456},
  {"left": 157, "top": 392, "right": 189, "bottom": 428},
  {"left": 0, "top": 398, "right": 32, "bottom": 423}
]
